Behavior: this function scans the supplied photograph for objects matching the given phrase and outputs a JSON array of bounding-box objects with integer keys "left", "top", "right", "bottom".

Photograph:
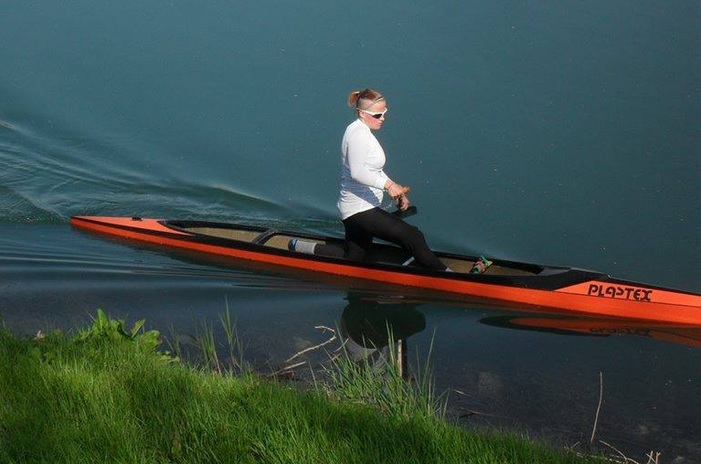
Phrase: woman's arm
[{"left": 346, "top": 142, "right": 388, "bottom": 189}]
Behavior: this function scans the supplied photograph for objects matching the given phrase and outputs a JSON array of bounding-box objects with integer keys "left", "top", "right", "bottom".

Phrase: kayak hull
[{"left": 69, "top": 216, "right": 701, "bottom": 325}]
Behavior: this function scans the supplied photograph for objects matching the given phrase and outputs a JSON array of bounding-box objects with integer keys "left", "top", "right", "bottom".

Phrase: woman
[{"left": 318, "top": 88, "right": 449, "bottom": 271}]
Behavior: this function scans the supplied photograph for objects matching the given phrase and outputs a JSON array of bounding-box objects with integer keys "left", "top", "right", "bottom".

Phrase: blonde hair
[{"left": 347, "top": 88, "right": 385, "bottom": 111}]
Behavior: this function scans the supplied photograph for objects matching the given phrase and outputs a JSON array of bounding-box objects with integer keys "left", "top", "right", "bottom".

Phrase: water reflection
[
  {"left": 340, "top": 292, "right": 426, "bottom": 380},
  {"left": 480, "top": 315, "right": 701, "bottom": 349}
]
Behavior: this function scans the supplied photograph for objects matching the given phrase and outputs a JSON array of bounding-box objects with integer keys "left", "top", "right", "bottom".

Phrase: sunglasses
[{"left": 359, "top": 108, "right": 388, "bottom": 119}]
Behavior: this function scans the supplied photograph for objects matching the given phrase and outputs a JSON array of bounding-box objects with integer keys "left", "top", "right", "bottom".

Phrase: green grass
[
  {"left": 0, "top": 311, "right": 597, "bottom": 464},
  {"left": 320, "top": 330, "right": 446, "bottom": 422}
]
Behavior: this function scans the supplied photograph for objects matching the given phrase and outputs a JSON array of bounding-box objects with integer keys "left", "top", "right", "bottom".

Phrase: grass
[
  {"left": 0, "top": 310, "right": 598, "bottom": 464},
  {"left": 320, "top": 329, "right": 446, "bottom": 422}
]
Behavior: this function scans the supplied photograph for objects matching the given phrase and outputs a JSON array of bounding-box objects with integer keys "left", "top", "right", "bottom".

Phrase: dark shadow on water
[{"left": 339, "top": 291, "right": 427, "bottom": 380}]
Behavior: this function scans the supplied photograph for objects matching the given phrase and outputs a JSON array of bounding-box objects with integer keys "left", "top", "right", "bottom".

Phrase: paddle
[{"left": 392, "top": 205, "right": 417, "bottom": 218}]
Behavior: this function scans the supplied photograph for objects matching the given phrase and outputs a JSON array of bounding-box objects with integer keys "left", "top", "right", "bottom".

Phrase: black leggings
[{"left": 342, "top": 207, "right": 447, "bottom": 271}]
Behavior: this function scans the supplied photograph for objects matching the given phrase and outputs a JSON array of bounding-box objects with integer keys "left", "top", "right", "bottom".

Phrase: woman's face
[{"left": 358, "top": 100, "right": 388, "bottom": 131}]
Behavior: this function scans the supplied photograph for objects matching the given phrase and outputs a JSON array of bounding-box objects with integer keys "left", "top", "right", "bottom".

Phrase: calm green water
[{"left": 1, "top": 1, "right": 699, "bottom": 459}]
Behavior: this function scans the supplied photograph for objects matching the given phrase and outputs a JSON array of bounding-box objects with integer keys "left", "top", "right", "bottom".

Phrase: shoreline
[{"left": 0, "top": 310, "right": 599, "bottom": 463}]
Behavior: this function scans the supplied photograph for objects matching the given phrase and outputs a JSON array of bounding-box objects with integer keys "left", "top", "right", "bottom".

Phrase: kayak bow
[{"left": 69, "top": 216, "right": 701, "bottom": 325}]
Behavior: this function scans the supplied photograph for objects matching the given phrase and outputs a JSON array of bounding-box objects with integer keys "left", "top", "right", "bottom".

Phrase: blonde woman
[{"left": 335, "top": 88, "right": 447, "bottom": 271}]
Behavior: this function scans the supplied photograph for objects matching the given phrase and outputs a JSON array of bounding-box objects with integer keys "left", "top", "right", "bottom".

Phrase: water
[{"left": 1, "top": 0, "right": 699, "bottom": 459}]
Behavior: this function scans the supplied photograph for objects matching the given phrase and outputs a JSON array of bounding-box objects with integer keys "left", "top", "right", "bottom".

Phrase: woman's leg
[
  {"left": 312, "top": 242, "right": 346, "bottom": 258},
  {"left": 343, "top": 212, "right": 375, "bottom": 261},
  {"left": 343, "top": 208, "right": 447, "bottom": 271}
]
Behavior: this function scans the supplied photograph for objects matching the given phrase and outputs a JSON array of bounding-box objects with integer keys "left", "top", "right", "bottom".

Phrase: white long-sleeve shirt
[{"left": 337, "top": 118, "right": 390, "bottom": 220}]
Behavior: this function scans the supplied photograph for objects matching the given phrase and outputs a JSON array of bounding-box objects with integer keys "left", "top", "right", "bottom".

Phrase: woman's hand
[
  {"left": 396, "top": 193, "right": 410, "bottom": 211},
  {"left": 385, "top": 180, "right": 411, "bottom": 211}
]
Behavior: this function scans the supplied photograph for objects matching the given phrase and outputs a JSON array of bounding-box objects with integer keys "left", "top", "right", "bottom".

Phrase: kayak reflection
[
  {"left": 480, "top": 315, "right": 701, "bottom": 349},
  {"left": 340, "top": 292, "right": 426, "bottom": 379}
]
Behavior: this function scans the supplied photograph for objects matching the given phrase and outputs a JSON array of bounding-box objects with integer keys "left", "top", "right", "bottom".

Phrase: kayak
[{"left": 69, "top": 216, "right": 701, "bottom": 325}]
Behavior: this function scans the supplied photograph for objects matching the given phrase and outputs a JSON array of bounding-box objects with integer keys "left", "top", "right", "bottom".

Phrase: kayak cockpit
[
  {"left": 165, "top": 220, "right": 549, "bottom": 277},
  {"left": 166, "top": 221, "right": 337, "bottom": 252}
]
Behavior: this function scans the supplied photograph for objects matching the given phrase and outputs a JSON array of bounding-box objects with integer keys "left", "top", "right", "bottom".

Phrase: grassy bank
[{"left": 0, "top": 312, "right": 595, "bottom": 463}]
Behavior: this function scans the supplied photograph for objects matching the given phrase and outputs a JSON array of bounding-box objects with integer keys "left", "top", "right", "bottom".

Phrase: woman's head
[{"left": 348, "top": 88, "right": 387, "bottom": 130}]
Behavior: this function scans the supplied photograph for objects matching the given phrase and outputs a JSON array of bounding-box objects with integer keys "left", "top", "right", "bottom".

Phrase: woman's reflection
[{"left": 339, "top": 291, "right": 426, "bottom": 379}]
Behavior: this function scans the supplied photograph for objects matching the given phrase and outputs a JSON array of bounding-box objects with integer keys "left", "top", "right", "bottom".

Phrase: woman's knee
[{"left": 402, "top": 225, "right": 427, "bottom": 247}]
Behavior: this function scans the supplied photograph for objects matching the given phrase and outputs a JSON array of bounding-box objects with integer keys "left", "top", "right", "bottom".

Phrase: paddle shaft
[{"left": 392, "top": 205, "right": 417, "bottom": 218}]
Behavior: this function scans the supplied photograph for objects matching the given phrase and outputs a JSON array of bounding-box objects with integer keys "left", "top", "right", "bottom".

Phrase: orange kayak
[{"left": 70, "top": 216, "right": 701, "bottom": 325}]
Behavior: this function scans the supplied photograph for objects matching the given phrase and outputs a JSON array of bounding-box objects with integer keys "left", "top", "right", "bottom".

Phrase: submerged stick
[
  {"left": 590, "top": 371, "right": 604, "bottom": 444},
  {"left": 645, "top": 450, "right": 661, "bottom": 464},
  {"left": 283, "top": 326, "right": 337, "bottom": 364}
]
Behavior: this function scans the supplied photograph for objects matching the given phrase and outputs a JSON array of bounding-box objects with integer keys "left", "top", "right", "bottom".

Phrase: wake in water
[
  {"left": 0, "top": 111, "right": 338, "bottom": 228},
  {"left": 0, "top": 183, "right": 62, "bottom": 224}
]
